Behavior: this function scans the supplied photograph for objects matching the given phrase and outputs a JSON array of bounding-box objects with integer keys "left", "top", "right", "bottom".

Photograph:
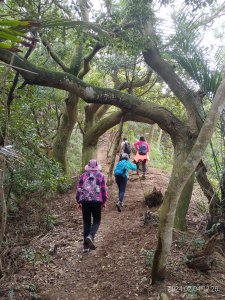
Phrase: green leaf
[
  {"left": 0, "top": 20, "right": 30, "bottom": 27},
  {"left": 0, "top": 30, "right": 23, "bottom": 42},
  {"left": 0, "top": 27, "right": 26, "bottom": 37},
  {"left": 0, "top": 42, "right": 12, "bottom": 49}
]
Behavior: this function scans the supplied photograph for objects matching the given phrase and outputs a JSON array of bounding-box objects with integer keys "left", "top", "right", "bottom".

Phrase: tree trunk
[
  {"left": 220, "top": 168, "right": 225, "bottom": 218},
  {"left": 0, "top": 156, "right": 6, "bottom": 278},
  {"left": 82, "top": 142, "right": 98, "bottom": 169},
  {"left": 107, "top": 131, "right": 117, "bottom": 158},
  {"left": 107, "top": 116, "right": 124, "bottom": 185},
  {"left": 151, "top": 75, "right": 225, "bottom": 283},
  {"left": 81, "top": 103, "right": 99, "bottom": 168},
  {"left": 157, "top": 128, "right": 163, "bottom": 149},
  {"left": 174, "top": 172, "right": 195, "bottom": 231},
  {"left": 0, "top": 156, "right": 6, "bottom": 246},
  {"left": 52, "top": 94, "right": 79, "bottom": 172},
  {"left": 196, "top": 160, "right": 220, "bottom": 223},
  {"left": 151, "top": 139, "right": 194, "bottom": 281},
  {"left": 52, "top": 0, "right": 90, "bottom": 172},
  {"left": 148, "top": 124, "right": 155, "bottom": 148},
  {"left": 172, "top": 141, "right": 194, "bottom": 231}
]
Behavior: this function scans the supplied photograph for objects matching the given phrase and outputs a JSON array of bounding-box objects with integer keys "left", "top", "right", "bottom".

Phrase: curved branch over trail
[
  {"left": 84, "top": 110, "right": 155, "bottom": 146},
  {"left": 0, "top": 49, "right": 193, "bottom": 145}
]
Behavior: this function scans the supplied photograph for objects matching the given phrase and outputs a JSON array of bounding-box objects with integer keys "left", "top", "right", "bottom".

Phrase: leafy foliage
[
  {"left": 145, "top": 249, "right": 155, "bottom": 267},
  {"left": 167, "top": 9, "right": 222, "bottom": 98},
  {"left": 4, "top": 150, "right": 64, "bottom": 198},
  {"left": 21, "top": 248, "right": 52, "bottom": 264},
  {"left": 160, "top": 0, "right": 215, "bottom": 9},
  {"left": 45, "top": 214, "right": 60, "bottom": 230},
  {"left": 150, "top": 142, "right": 173, "bottom": 171},
  {"left": 0, "top": 19, "right": 39, "bottom": 51},
  {"left": 191, "top": 238, "right": 205, "bottom": 248}
]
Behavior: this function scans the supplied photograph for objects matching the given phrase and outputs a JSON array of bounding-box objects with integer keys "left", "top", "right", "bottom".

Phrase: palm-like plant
[
  {"left": 167, "top": 9, "right": 223, "bottom": 98},
  {"left": 164, "top": 5, "right": 225, "bottom": 214},
  {"left": 0, "top": 19, "right": 39, "bottom": 51}
]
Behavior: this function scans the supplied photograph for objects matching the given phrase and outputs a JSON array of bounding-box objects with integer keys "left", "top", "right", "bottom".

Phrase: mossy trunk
[
  {"left": 174, "top": 173, "right": 195, "bottom": 231},
  {"left": 82, "top": 142, "right": 98, "bottom": 169},
  {"left": 81, "top": 104, "right": 97, "bottom": 169},
  {"left": 157, "top": 128, "right": 163, "bottom": 149},
  {"left": 151, "top": 76, "right": 225, "bottom": 283},
  {"left": 173, "top": 142, "right": 194, "bottom": 231},
  {"left": 152, "top": 139, "right": 193, "bottom": 282},
  {"left": 152, "top": 190, "right": 174, "bottom": 282},
  {"left": 52, "top": 43, "right": 83, "bottom": 173},
  {"left": 196, "top": 161, "right": 220, "bottom": 224},
  {"left": 0, "top": 156, "right": 6, "bottom": 248},
  {"left": 52, "top": 94, "right": 79, "bottom": 172},
  {"left": 0, "top": 155, "right": 6, "bottom": 277},
  {"left": 107, "top": 116, "right": 124, "bottom": 185}
]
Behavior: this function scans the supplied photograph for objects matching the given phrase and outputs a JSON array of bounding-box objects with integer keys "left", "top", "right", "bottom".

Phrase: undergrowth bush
[
  {"left": 149, "top": 142, "right": 173, "bottom": 171},
  {"left": 4, "top": 148, "right": 72, "bottom": 215}
]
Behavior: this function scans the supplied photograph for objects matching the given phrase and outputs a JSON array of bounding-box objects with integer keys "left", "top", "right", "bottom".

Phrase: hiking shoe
[
  {"left": 116, "top": 202, "right": 122, "bottom": 212},
  {"left": 141, "top": 174, "right": 146, "bottom": 180},
  {"left": 83, "top": 247, "right": 90, "bottom": 253},
  {"left": 85, "top": 235, "right": 96, "bottom": 250}
]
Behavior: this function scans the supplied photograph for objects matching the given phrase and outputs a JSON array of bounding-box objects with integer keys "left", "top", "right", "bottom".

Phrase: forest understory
[{"left": 1, "top": 137, "right": 225, "bottom": 300}]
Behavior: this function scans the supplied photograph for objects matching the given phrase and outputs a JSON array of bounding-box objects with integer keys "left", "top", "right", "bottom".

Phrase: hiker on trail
[
  {"left": 134, "top": 136, "right": 150, "bottom": 179},
  {"left": 114, "top": 153, "right": 137, "bottom": 212},
  {"left": 120, "top": 137, "right": 132, "bottom": 159},
  {"left": 76, "top": 159, "right": 108, "bottom": 253}
]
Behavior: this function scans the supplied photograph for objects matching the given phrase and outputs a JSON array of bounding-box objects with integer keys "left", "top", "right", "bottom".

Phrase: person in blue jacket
[{"left": 114, "top": 153, "right": 137, "bottom": 212}]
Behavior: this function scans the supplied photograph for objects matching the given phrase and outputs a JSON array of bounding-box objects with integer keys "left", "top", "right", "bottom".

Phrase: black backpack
[{"left": 124, "top": 142, "right": 132, "bottom": 155}]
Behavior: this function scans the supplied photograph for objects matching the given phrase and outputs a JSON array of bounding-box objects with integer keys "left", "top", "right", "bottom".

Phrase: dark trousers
[
  {"left": 115, "top": 175, "right": 128, "bottom": 203},
  {"left": 82, "top": 202, "right": 101, "bottom": 246},
  {"left": 136, "top": 159, "right": 147, "bottom": 173}
]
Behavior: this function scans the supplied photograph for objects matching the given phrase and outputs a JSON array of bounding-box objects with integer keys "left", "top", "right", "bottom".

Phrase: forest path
[
  {"left": 3, "top": 138, "right": 223, "bottom": 300},
  {"left": 37, "top": 138, "right": 170, "bottom": 300}
]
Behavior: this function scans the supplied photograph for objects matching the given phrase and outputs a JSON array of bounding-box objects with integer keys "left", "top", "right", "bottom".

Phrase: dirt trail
[
  {"left": 38, "top": 140, "right": 169, "bottom": 300},
  {"left": 1, "top": 138, "right": 225, "bottom": 299}
]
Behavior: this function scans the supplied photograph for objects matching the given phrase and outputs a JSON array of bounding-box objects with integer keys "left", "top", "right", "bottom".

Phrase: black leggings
[
  {"left": 82, "top": 202, "right": 101, "bottom": 246},
  {"left": 115, "top": 175, "right": 128, "bottom": 203},
  {"left": 136, "top": 159, "right": 147, "bottom": 173}
]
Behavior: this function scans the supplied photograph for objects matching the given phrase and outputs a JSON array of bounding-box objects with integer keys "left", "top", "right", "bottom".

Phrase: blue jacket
[{"left": 114, "top": 159, "right": 137, "bottom": 178}]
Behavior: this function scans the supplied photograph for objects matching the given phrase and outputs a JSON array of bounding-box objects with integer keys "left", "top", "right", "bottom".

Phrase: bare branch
[
  {"left": 119, "top": 69, "right": 153, "bottom": 91},
  {"left": 52, "top": 0, "right": 74, "bottom": 18},
  {"left": 8, "top": 37, "right": 37, "bottom": 107},
  {"left": 95, "top": 104, "right": 110, "bottom": 120},
  {"left": 77, "top": 118, "right": 85, "bottom": 135},
  {"left": 78, "top": 42, "right": 103, "bottom": 79},
  {"left": 41, "top": 36, "right": 70, "bottom": 73}
]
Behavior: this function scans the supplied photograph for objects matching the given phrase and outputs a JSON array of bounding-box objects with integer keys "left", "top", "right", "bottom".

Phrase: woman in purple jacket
[{"left": 76, "top": 159, "right": 108, "bottom": 253}]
